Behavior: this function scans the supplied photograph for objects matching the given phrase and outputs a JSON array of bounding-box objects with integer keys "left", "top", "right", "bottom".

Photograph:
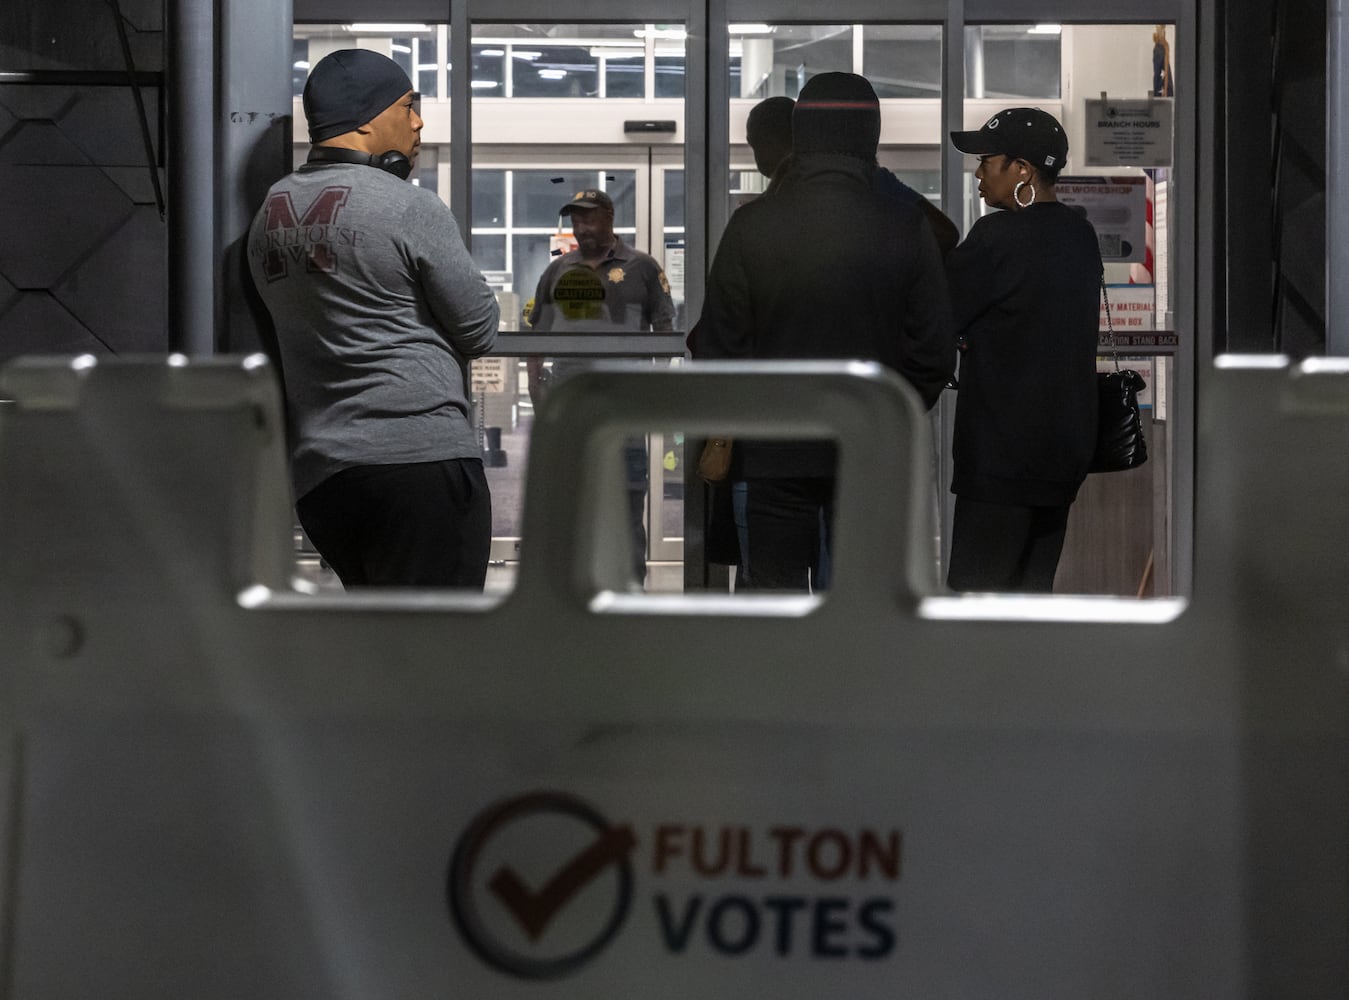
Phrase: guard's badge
[
  {"left": 659, "top": 271, "right": 671, "bottom": 294},
  {"left": 608, "top": 267, "right": 626, "bottom": 284}
]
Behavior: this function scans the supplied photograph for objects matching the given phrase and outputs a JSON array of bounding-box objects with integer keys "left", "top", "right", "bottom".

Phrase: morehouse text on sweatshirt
[{"left": 248, "top": 160, "right": 499, "bottom": 499}]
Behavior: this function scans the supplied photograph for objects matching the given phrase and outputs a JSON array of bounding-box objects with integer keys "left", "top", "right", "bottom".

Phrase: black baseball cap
[
  {"left": 560, "top": 189, "right": 614, "bottom": 214},
  {"left": 950, "top": 107, "right": 1068, "bottom": 171}
]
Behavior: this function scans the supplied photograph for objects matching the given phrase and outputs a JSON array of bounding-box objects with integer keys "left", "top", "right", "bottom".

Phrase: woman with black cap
[{"left": 944, "top": 108, "right": 1102, "bottom": 593}]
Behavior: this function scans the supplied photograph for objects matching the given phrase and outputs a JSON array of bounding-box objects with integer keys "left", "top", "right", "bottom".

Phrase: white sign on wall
[
  {"left": 1154, "top": 178, "right": 1170, "bottom": 320},
  {"left": 664, "top": 242, "right": 686, "bottom": 306},
  {"left": 1097, "top": 284, "right": 1177, "bottom": 353},
  {"left": 1099, "top": 284, "right": 1156, "bottom": 334},
  {"left": 1083, "top": 98, "right": 1174, "bottom": 167},
  {"left": 1056, "top": 176, "right": 1148, "bottom": 263},
  {"left": 471, "top": 357, "right": 510, "bottom": 393}
]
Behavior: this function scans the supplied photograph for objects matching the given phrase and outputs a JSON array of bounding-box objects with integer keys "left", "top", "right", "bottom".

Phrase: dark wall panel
[
  {"left": 0, "top": 4, "right": 166, "bottom": 364},
  {"left": 0, "top": 3, "right": 162, "bottom": 72},
  {"left": 1271, "top": 0, "right": 1326, "bottom": 357}
]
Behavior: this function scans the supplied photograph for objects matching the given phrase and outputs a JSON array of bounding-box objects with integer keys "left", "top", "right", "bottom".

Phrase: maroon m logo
[{"left": 258, "top": 186, "right": 352, "bottom": 282}]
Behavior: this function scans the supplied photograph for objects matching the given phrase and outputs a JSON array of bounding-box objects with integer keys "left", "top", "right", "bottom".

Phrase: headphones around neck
[{"left": 307, "top": 145, "right": 412, "bottom": 180}]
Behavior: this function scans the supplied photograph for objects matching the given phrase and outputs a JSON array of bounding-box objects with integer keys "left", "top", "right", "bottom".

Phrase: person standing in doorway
[
  {"left": 1152, "top": 25, "right": 1174, "bottom": 97},
  {"left": 527, "top": 189, "right": 676, "bottom": 584},
  {"left": 697, "top": 72, "right": 956, "bottom": 592},
  {"left": 944, "top": 108, "right": 1102, "bottom": 592},
  {"left": 248, "top": 49, "right": 500, "bottom": 589},
  {"left": 746, "top": 95, "right": 797, "bottom": 191}
]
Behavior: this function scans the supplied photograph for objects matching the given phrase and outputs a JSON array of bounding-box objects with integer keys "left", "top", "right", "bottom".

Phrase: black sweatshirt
[
  {"left": 698, "top": 154, "right": 957, "bottom": 478},
  {"left": 946, "top": 201, "right": 1103, "bottom": 507}
]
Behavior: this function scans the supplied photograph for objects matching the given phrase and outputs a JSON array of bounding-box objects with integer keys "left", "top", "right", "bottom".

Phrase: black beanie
[
  {"left": 303, "top": 49, "right": 414, "bottom": 143},
  {"left": 792, "top": 72, "right": 881, "bottom": 159},
  {"left": 746, "top": 96, "right": 795, "bottom": 151}
]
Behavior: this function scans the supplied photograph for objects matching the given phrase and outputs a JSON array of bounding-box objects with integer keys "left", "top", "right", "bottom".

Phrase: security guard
[
  {"left": 526, "top": 189, "right": 674, "bottom": 341},
  {"left": 525, "top": 189, "right": 676, "bottom": 584}
]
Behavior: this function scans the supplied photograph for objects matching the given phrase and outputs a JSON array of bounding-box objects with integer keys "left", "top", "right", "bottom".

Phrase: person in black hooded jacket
[{"left": 696, "top": 72, "right": 956, "bottom": 592}]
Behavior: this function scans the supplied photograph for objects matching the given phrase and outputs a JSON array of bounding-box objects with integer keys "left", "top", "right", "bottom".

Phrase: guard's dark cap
[
  {"left": 560, "top": 189, "right": 614, "bottom": 214},
  {"left": 303, "top": 48, "right": 414, "bottom": 143},
  {"left": 793, "top": 72, "right": 881, "bottom": 159},
  {"left": 950, "top": 107, "right": 1068, "bottom": 171}
]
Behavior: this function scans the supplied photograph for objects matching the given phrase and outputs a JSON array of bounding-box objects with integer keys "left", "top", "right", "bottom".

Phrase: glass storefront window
[
  {"left": 732, "top": 24, "right": 852, "bottom": 99},
  {"left": 509, "top": 233, "right": 553, "bottom": 310},
  {"left": 952, "top": 23, "right": 1177, "bottom": 597},
  {"left": 291, "top": 38, "right": 308, "bottom": 96},
  {"left": 473, "top": 25, "right": 683, "bottom": 99},
  {"left": 292, "top": 23, "right": 441, "bottom": 99},
  {"left": 965, "top": 25, "right": 1061, "bottom": 99},
  {"left": 605, "top": 54, "right": 646, "bottom": 97},
  {"left": 472, "top": 235, "right": 508, "bottom": 273},
  {"left": 412, "top": 146, "right": 439, "bottom": 194},
  {"left": 510, "top": 171, "right": 582, "bottom": 229},
  {"left": 401, "top": 34, "right": 440, "bottom": 98},
  {"left": 471, "top": 46, "right": 505, "bottom": 95},
  {"left": 296, "top": 22, "right": 692, "bottom": 103},
  {"left": 511, "top": 45, "right": 599, "bottom": 97},
  {"left": 469, "top": 168, "right": 642, "bottom": 306},
  {"left": 655, "top": 55, "right": 686, "bottom": 98},
  {"left": 863, "top": 24, "right": 942, "bottom": 98},
  {"left": 286, "top": 12, "right": 1189, "bottom": 600},
  {"left": 472, "top": 170, "right": 506, "bottom": 227},
  {"left": 730, "top": 24, "right": 946, "bottom": 100},
  {"left": 663, "top": 170, "right": 684, "bottom": 235}
]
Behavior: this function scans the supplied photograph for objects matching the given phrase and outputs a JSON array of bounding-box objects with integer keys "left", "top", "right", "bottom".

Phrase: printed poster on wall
[
  {"left": 664, "top": 241, "right": 686, "bottom": 306},
  {"left": 1056, "top": 176, "right": 1148, "bottom": 263},
  {"left": 1099, "top": 284, "right": 1155, "bottom": 333},
  {"left": 1098, "top": 284, "right": 1177, "bottom": 352},
  {"left": 1083, "top": 97, "right": 1174, "bottom": 167}
]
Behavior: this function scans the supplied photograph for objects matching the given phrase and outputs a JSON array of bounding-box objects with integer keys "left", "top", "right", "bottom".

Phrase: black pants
[
  {"left": 296, "top": 458, "right": 491, "bottom": 589},
  {"left": 739, "top": 477, "right": 835, "bottom": 592},
  {"left": 624, "top": 440, "right": 649, "bottom": 584},
  {"left": 946, "top": 496, "right": 1071, "bottom": 593}
]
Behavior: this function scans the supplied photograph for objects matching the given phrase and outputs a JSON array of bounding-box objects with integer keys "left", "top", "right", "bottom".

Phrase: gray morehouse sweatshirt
[{"left": 248, "top": 160, "right": 499, "bottom": 499}]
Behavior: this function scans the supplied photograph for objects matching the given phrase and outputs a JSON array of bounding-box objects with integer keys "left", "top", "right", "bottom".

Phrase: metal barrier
[{"left": 0, "top": 354, "right": 1344, "bottom": 998}]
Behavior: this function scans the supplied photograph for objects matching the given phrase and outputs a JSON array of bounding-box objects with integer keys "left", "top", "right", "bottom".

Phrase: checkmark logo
[
  {"left": 489, "top": 824, "right": 637, "bottom": 940},
  {"left": 448, "top": 791, "right": 639, "bottom": 980}
]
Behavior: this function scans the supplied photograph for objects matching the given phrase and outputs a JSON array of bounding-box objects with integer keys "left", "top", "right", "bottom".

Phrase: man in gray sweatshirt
[{"left": 248, "top": 49, "right": 499, "bottom": 589}]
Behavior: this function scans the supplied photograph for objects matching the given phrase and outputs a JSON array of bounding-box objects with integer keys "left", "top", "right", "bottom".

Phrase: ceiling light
[
  {"left": 470, "top": 80, "right": 500, "bottom": 89},
  {"left": 730, "top": 23, "right": 773, "bottom": 34},
  {"left": 512, "top": 50, "right": 542, "bottom": 60},
  {"left": 345, "top": 23, "right": 430, "bottom": 33},
  {"left": 634, "top": 27, "right": 687, "bottom": 41},
  {"left": 538, "top": 69, "right": 568, "bottom": 80},
  {"left": 391, "top": 43, "right": 412, "bottom": 54},
  {"left": 1028, "top": 23, "right": 1062, "bottom": 34},
  {"left": 478, "top": 48, "right": 505, "bottom": 56}
]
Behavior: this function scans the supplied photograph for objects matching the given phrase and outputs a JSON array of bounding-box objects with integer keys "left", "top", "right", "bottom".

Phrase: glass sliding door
[
  {"left": 286, "top": 0, "right": 1193, "bottom": 600},
  {"left": 469, "top": 21, "right": 687, "bottom": 591}
]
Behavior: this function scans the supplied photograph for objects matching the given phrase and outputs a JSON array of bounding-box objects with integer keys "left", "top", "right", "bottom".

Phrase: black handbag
[{"left": 1091, "top": 278, "right": 1148, "bottom": 473}]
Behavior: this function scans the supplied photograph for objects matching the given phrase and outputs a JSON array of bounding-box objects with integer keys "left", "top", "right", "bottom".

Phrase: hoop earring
[{"left": 1014, "top": 180, "right": 1036, "bottom": 208}]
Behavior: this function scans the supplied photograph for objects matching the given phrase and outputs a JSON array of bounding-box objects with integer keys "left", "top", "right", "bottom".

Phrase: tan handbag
[{"left": 696, "top": 437, "right": 734, "bottom": 483}]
